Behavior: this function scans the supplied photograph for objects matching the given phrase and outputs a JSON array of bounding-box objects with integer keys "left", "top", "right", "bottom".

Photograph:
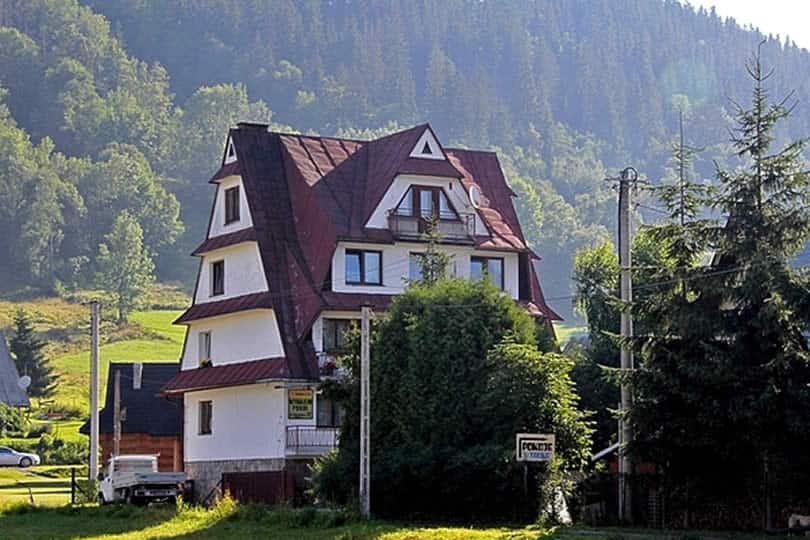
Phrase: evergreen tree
[
  {"left": 627, "top": 49, "right": 810, "bottom": 526},
  {"left": 96, "top": 211, "right": 155, "bottom": 323},
  {"left": 9, "top": 309, "right": 58, "bottom": 401}
]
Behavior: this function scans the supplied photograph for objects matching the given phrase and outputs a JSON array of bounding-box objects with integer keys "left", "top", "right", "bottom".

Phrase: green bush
[
  {"left": 26, "top": 423, "right": 53, "bottom": 438},
  {"left": 0, "top": 403, "right": 28, "bottom": 437},
  {"left": 4, "top": 435, "right": 88, "bottom": 464}
]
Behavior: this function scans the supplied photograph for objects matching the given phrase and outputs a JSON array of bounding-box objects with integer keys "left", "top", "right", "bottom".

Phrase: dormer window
[
  {"left": 225, "top": 186, "right": 240, "bottom": 224},
  {"left": 395, "top": 186, "right": 459, "bottom": 221}
]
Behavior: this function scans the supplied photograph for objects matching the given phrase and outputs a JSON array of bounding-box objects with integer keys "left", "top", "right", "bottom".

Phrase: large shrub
[{"left": 317, "top": 278, "right": 592, "bottom": 521}]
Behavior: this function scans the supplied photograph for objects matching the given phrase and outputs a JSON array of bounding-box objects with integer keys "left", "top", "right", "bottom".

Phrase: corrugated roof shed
[{"left": 0, "top": 332, "right": 30, "bottom": 407}]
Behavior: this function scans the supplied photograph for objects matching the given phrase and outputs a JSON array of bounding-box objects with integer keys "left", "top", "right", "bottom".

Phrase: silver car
[{"left": 0, "top": 446, "right": 40, "bottom": 467}]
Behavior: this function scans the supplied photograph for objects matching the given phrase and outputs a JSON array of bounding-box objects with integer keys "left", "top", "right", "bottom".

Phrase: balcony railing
[
  {"left": 285, "top": 426, "right": 339, "bottom": 457},
  {"left": 387, "top": 211, "right": 475, "bottom": 243}
]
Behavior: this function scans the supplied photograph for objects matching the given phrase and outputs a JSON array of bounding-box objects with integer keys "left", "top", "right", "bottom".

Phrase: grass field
[
  {"left": 0, "top": 502, "right": 550, "bottom": 539},
  {"left": 0, "top": 468, "right": 71, "bottom": 507},
  {"left": 1, "top": 289, "right": 188, "bottom": 451},
  {"left": 52, "top": 310, "right": 185, "bottom": 411}
]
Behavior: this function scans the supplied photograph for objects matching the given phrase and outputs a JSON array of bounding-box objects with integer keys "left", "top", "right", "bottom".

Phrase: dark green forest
[{"left": 2, "top": 0, "right": 810, "bottom": 317}]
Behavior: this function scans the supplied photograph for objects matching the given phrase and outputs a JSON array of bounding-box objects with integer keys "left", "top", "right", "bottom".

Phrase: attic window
[
  {"left": 224, "top": 139, "right": 237, "bottom": 164},
  {"left": 409, "top": 129, "right": 443, "bottom": 160}
]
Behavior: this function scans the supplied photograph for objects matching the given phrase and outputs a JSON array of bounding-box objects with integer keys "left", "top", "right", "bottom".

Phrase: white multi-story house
[{"left": 163, "top": 123, "right": 560, "bottom": 501}]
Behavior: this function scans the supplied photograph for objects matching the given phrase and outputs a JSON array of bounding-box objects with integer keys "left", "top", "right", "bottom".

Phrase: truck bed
[{"left": 112, "top": 471, "right": 186, "bottom": 489}]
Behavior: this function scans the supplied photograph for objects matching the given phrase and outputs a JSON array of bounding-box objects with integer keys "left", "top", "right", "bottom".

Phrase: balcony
[
  {"left": 285, "top": 426, "right": 339, "bottom": 457},
  {"left": 387, "top": 211, "right": 475, "bottom": 243}
]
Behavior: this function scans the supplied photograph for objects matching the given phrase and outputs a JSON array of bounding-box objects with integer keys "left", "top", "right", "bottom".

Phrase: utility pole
[
  {"left": 113, "top": 369, "right": 121, "bottom": 457},
  {"left": 89, "top": 300, "right": 100, "bottom": 481},
  {"left": 359, "top": 305, "right": 372, "bottom": 518},
  {"left": 616, "top": 166, "right": 638, "bottom": 524}
]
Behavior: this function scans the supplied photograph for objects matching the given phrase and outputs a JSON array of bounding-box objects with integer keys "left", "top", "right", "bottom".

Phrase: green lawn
[
  {"left": 0, "top": 468, "right": 71, "bottom": 507},
  {"left": 0, "top": 503, "right": 549, "bottom": 539}
]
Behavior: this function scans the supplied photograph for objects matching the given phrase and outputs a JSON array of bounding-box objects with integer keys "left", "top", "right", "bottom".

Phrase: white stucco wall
[
  {"left": 181, "top": 310, "right": 285, "bottom": 370},
  {"left": 184, "top": 383, "right": 320, "bottom": 462},
  {"left": 331, "top": 241, "right": 519, "bottom": 298},
  {"left": 208, "top": 176, "right": 254, "bottom": 237},
  {"left": 195, "top": 243, "right": 268, "bottom": 304},
  {"left": 365, "top": 174, "right": 488, "bottom": 235}
]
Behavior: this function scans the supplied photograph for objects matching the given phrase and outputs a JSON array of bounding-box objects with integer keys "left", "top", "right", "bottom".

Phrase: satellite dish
[
  {"left": 18, "top": 376, "right": 31, "bottom": 390},
  {"left": 469, "top": 185, "right": 483, "bottom": 209}
]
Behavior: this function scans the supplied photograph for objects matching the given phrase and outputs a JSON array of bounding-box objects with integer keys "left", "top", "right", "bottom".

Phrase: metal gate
[{"left": 221, "top": 470, "right": 295, "bottom": 505}]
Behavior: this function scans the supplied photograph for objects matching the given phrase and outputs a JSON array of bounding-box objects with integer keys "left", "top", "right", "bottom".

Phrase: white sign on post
[{"left": 516, "top": 433, "right": 555, "bottom": 462}]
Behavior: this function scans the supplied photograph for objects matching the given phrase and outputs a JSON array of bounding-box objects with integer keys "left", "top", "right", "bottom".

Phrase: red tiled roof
[
  {"left": 209, "top": 161, "right": 240, "bottom": 183},
  {"left": 174, "top": 292, "right": 274, "bottom": 324},
  {"left": 162, "top": 357, "right": 290, "bottom": 394},
  {"left": 192, "top": 228, "right": 257, "bottom": 255}
]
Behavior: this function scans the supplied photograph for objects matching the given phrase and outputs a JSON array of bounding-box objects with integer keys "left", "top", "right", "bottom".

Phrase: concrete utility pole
[
  {"left": 113, "top": 369, "right": 121, "bottom": 457},
  {"left": 616, "top": 166, "right": 638, "bottom": 524},
  {"left": 359, "top": 305, "right": 371, "bottom": 518},
  {"left": 89, "top": 300, "right": 100, "bottom": 480}
]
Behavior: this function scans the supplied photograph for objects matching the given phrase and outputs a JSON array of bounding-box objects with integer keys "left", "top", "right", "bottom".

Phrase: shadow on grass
[{"left": 0, "top": 504, "right": 175, "bottom": 540}]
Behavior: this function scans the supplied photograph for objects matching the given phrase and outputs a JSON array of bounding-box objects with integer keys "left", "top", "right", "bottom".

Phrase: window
[
  {"left": 395, "top": 186, "right": 458, "bottom": 221},
  {"left": 317, "top": 394, "right": 345, "bottom": 428},
  {"left": 211, "top": 260, "right": 224, "bottom": 296},
  {"left": 345, "top": 250, "right": 382, "bottom": 285},
  {"left": 471, "top": 256, "right": 504, "bottom": 290},
  {"left": 409, "top": 253, "right": 424, "bottom": 281},
  {"left": 199, "top": 401, "right": 212, "bottom": 435},
  {"left": 323, "top": 319, "right": 353, "bottom": 353},
  {"left": 198, "top": 331, "right": 212, "bottom": 367},
  {"left": 224, "top": 186, "right": 240, "bottom": 224}
]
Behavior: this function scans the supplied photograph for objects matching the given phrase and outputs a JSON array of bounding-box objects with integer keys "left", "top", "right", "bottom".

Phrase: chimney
[{"left": 132, "top": 363, "right": 143, "bottom": 390}]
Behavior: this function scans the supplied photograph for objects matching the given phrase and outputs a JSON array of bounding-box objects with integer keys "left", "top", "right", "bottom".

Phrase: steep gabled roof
[
  {"left": 0, "top": 332, "right": 29, "bottom": 407},
  {"left": 177, "top": 124, "right": 560, "bottom": 385}
]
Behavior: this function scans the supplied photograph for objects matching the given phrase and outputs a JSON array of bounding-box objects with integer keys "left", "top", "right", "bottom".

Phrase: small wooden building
[{"left": 82, "top": 363, "right": 182, "bottom": 471}]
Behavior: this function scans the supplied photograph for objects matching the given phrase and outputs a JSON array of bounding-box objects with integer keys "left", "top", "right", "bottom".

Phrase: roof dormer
[{"left": 409, "top": 128, "right": 444, "bottom": 160}]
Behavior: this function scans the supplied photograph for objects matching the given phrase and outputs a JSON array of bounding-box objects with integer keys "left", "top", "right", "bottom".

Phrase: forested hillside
[{"left": 2, "top": 0, "right": 810, "bottom": 317}]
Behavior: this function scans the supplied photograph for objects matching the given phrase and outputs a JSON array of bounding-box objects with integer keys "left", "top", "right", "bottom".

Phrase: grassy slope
[
  {"left": 53, "top": 310, "right": 185, "bottom": 411},
  {"left": 1, "top": 291, "right": 187, "bottom": 449}
]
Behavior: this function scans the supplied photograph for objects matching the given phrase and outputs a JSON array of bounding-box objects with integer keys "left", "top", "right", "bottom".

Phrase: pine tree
[
  {"left": 96, "top": 211, "right": 155, "bottom": 323},
  {"left": 9, "top": 309, "right": 58, "bottom": 401},
  {"left": 628, "top": 48, "right": 810, "bottom": 526}
]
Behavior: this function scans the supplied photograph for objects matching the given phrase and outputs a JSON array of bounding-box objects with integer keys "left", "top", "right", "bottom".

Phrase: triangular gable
[
  {"left": 409, "top": 127, "right": 444, "bottom": 160},
  {"left": 224, "top": 136, "right": 237, "bottom": 165}
]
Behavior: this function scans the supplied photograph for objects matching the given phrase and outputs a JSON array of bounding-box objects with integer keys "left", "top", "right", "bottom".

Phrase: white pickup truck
[{"left": 98, "top": 455, "right": 186, "bottom": 505}]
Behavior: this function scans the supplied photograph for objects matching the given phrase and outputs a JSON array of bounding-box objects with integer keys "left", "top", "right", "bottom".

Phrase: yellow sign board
[{"left": 288, "top": 388, "right": 314, "bottom": 419}]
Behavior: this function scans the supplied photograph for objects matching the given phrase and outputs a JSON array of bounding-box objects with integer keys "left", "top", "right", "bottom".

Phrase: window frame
[
  {"left": 211, "top": 260, "right": 225, "bottom": 297},
  {"left": 345, "top": 249, "right": 383, "bottom": 286},
  {"left": 198, "top": 331, "right": 212, "bottom": 367},
  {"left": 409, "top": 252, "right": 425, "bottom": 281},
  {"left": 394, "top": 185, "right": 460, "bottom": 222},
  {"left": 322, "top": 318, "right": 354, "bottom": 354},
  {"left": 224, "top": 186, "right": 240, "bottom": 225},
  {"left": 471, "top": 256, "right": 505, "bottom": 290},
  {"left": 198, "top": 400, "right": 212, "bottom": 436}
]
